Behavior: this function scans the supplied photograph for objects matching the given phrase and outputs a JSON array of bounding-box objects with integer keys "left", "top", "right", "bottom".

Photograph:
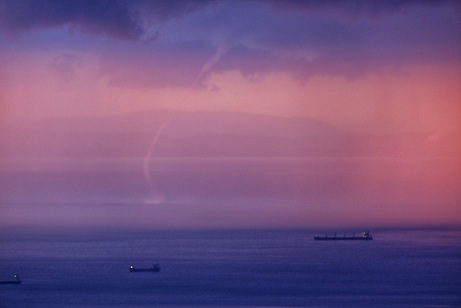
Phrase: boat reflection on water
[{"left": 0, "top": 274, "right": 21, "bottom": 285}]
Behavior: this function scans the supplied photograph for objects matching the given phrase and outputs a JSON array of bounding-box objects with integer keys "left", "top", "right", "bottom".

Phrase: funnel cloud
[{"left": 143, "top": 120, "right": 170, "bottom": 204}]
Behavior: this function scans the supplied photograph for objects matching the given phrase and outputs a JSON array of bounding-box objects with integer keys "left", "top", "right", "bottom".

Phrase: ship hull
[
  {"left": 314, "top": 236, "right": 373, "bottom": 241},
  {"left": 129, "top": 268, "right": 160, "bottom": 272}
]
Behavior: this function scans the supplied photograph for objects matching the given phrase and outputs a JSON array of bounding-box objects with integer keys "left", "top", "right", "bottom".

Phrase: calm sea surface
[{"left": 0, "top": 229, "right": 460, "bottom": 307}]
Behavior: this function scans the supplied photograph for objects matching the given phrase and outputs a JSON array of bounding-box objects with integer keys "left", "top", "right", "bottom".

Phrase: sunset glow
[{"left": 0, "top": 0, "right": 460, "bottom": 229}]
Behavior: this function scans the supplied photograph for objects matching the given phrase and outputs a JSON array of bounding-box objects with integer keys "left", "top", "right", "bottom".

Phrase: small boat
[
  {"left": 129, "top": 264, "right": 160, "bottom": 272},
  {"left": 0, "top": 274, "right": 21, "bottom": 285},
  {"left": 314, "top": 231, "right": 373, "bottom": 241}
]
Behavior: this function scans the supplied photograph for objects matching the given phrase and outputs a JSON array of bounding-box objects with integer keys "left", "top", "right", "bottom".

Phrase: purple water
[{"left": 1, "top": 229, "right": 460, "bottom": 307}]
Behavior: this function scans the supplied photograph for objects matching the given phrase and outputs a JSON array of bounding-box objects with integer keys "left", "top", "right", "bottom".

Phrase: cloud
[
  {"left": 265, "top": 0, "right": 461, "bottom": 19},
  {"left": 2, "top": 0, "right": 459, "bottom": 89},
  {"left": 163, "top": 0, "right": 461, "bottom": 86},
  {"left": 0, "top": 0, "right": 216, "bottom": 40},
  {"left": 98, "top": 40, "right": 214, "bottom": 88},
  {"left": 48, "top": 53, "right": 82, "bottom": 87}
]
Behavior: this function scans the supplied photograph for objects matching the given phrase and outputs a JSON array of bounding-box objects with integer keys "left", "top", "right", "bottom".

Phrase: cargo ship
[
  {"left": 314, "top": 231, "right": 373, "bottom": 241},
  {"left": 129, "top": 264, "right": 160, "bottom": 272}
]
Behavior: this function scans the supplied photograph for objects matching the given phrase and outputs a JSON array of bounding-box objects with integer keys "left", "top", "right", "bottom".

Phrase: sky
[{"left": 0, "top": 0, "right": 460, "bottom": 230}]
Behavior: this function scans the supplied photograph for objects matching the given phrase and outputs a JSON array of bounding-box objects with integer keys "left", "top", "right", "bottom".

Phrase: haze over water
[{"left": 1, "top": 157, "right": 460, "bottom": 230}]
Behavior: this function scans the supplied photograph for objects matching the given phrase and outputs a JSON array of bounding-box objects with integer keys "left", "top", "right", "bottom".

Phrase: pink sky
[
  {"left": 0, "top": 0, "right": 460, "bottom": 229},
  {"left": 1, "top": 1, "right": 460, "bottom": 134}
]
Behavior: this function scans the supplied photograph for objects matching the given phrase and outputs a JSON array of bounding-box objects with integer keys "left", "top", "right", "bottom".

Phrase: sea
[{"left": 0, "top": 228, "right": 460, "bottom": 307}]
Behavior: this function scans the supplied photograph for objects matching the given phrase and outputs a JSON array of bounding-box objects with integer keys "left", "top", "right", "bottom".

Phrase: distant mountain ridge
[{"left": 1, "top": 110, "right": 458, "bottom": 158}]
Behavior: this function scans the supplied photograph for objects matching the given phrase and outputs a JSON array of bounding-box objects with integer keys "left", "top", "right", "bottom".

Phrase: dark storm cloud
[
  {"left": 93, "top": 0, "right": 460, "bottom": 89},
  {"left": 2, "top": 0, "right": 458, "bottom": 88},
  {"left": 0, "top": 0, "right": 216, "bottom": 40},
  {"left": 266, "top": 0, "right": 461, "bottom": 18},
  {"left": 207, "top": 1, "right": 461, "bottom": 83}
]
